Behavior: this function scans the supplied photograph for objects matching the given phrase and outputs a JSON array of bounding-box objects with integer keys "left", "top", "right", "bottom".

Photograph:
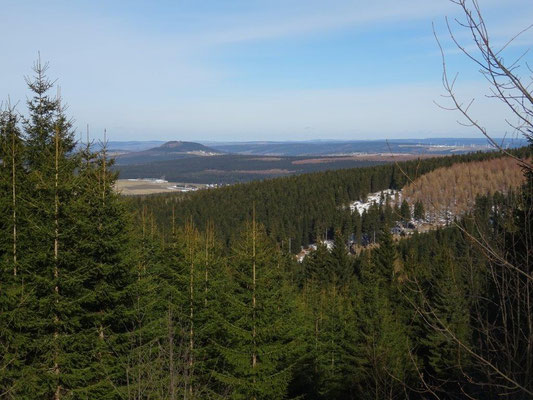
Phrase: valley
[
  {"left": 2, "top": 1, "right": 532, "bottom": 397},
  {"left": 111, "top": 137, "right": 526, "bottom": 186}
]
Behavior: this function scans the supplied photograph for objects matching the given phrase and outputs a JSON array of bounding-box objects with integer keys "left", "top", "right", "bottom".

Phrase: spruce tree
[
  {"left": 330, "top": 230, "right": 352, "bottom": 287},
  {"left": 414, "top": 200, "right": 425, "bottom": 220},
  {"left": 302, "top": 243, "right": 331, "bottom": 284},
  {"left": 372, "top": 226, "right": 397, "bottom": 284},
  {"left": 18, "top": 59, "right": 80, "bottom": 399},
  {"left": 418, "top": 250, "right": 471, "bottom": 397},
  {"left": 214, "top": 219, "right": 296, "bottom": 399},
  {"left": 400, "top": 199, "right": 411, "bottom": 223},
  {"left": 357, "top": 242, "right": 413, "bottom": 399},
  {"left": 66, "top": 138, "right": 134, "bottom": 398},
  {"left": 314, "top": 284, "right": 362, "bottom": 399},
  {"left": 0, "top": 105, "right": 29, "bottom": 397},
  {"left": 13, "top": 59, "right": 135, "bottom": 399}
]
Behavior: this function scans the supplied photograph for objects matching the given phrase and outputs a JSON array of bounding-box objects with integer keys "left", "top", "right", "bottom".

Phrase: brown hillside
[{"left": 402, "top": 157, "right": 525, "bottom": 219}]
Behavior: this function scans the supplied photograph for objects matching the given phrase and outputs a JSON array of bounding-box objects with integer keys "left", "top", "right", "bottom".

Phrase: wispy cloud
[{"left": 0, "top": 0, "right": 530, "bottom": 140}]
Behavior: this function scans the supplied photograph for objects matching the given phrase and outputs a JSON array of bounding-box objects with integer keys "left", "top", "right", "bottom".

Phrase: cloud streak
[{"left": 0, "top": 0, "right": 531, "bottom": 141}]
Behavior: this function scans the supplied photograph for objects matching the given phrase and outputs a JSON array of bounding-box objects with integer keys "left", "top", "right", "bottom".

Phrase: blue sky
[{"left": 1, "top": 0, "right": 532, "bottom": 141}]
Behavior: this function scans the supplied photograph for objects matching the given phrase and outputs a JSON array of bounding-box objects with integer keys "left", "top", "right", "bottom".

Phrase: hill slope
[
  {"left": 126, "top": 148, "right": 531, "bottom": 248},
  {"left": 402, "top": 157, "right": 526, "bottom": 219}
]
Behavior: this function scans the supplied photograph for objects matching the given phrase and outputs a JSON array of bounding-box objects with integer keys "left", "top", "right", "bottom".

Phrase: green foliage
[
  {"left": 0, "top": 60, "right": 133, "bottom": 399},
  {"left": 214, "top": 221, "right": 297, "bottom": 399},
  {"left": 0, "top": 105, "right": 28, "bottom": 397},
  {"left": 414, "top": 200, "right": 425, "bottom": 220},
  {"left": 421, "top": 251, "right": 471, "bottom": 381},
  {"left": 400, "top": 199, "right": 411, "bottom": 222}
]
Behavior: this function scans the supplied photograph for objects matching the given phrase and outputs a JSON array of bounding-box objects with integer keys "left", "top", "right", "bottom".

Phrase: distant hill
[
  {"left": 205, "top": 138, "right": 527, "bottom": 156},
  {"left": 114, "top": 141, "right": 223, "bottom": 165},
  {"left": 106, "top": 141, "right": 165, "bottom": 152},
  {"left": 155, "top": 141, "right": 219, "bottom": 153}
]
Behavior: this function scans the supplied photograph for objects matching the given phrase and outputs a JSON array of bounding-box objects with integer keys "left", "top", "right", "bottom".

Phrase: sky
[{"left": 1, "top": 0, "right": 532, "bottom": 142}]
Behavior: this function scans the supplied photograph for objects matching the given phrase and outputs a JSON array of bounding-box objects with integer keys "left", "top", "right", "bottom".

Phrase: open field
[
  {"left": 115, "top": 179, "right": 209, "bottom": 195},
  {"left": 291, "top": 153, "right": 443, "bottom": 165}
]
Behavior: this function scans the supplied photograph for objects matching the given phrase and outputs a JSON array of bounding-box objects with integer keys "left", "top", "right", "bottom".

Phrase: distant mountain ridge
[
  {"left": 205, "top": 138, "right": 527, "bottom": 156},
  {"left": 106, "top": 137, "right": 527, "bottom": 157},
  {"left": 114, "top": 140, "right": 223, "bottom": 165}
]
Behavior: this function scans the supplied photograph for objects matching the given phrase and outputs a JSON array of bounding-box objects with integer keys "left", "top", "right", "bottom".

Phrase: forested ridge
[
  {"left": 1, "top": 62, "right": 532, "bottom": 399},
  {"left": 127, "top": 146, "right": 529, "bottom": 249},
  {"left": 115, "top": 153, "right": 385, "bottom": 184}
]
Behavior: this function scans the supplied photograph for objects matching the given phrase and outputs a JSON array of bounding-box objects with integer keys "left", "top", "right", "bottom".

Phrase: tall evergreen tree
[
  {"left": 357, "top": 241, "right": 413, "bottom": 399},
  {"left": 66, "top": 139, "right": 134, "bottom": 398},
  {"left": 420, "top": 250, "right": 471, "bottom": 396},
  {"left": 372, "top": 225, "right": 397, "bottom": 284},
  {"left": 400, "top": 199, "right": 411, "bottom": 223},
  {"left": 18, "top": 59, "right": 80, "bottom": 399},
  {"left": 0, "top": 105, "right": 29, "bottom": 397},
  {"left": 215, "top": 219, "right": 297, "bottom": 399},
  {"left": 330, "top": 231, "right": 352, "bottom": 287},
  {"left": 414, "top": 200, "right": 425, "bottom": 220}
]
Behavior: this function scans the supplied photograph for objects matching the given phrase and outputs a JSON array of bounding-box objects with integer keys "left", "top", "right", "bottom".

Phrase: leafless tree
[
  {"left": 404, "top": 1, "right": 533, "bottom": 398},
  {"left": 435, "top": 0, "right": 532, "bottom": 167}
]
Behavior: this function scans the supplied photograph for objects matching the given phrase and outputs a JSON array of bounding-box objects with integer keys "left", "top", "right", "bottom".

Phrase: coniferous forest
[{"left": 1, "top": 57, "right": 532, "bottom": 400}]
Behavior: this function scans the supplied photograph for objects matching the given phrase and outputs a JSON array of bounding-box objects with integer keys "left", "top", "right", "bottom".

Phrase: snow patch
[{"left": 349, "top": 189, "right": 399, "bottom": 214}]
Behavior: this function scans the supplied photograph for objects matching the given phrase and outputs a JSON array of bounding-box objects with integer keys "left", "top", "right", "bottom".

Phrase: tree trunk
[
  {"left": 54, "top": 125, "right": 61, "bottom": 400},
  {"left": 252, "top": 205, "right": 257, "bottom": 400},
  {"left": 188, "top": 223, "right": 195, "bottom": 399},
  {"left": 11, "top": 129, "right": 17, "bottom": 277},
  {"left": 168, "top": 306, "right": 176, "bottom": 400}
]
